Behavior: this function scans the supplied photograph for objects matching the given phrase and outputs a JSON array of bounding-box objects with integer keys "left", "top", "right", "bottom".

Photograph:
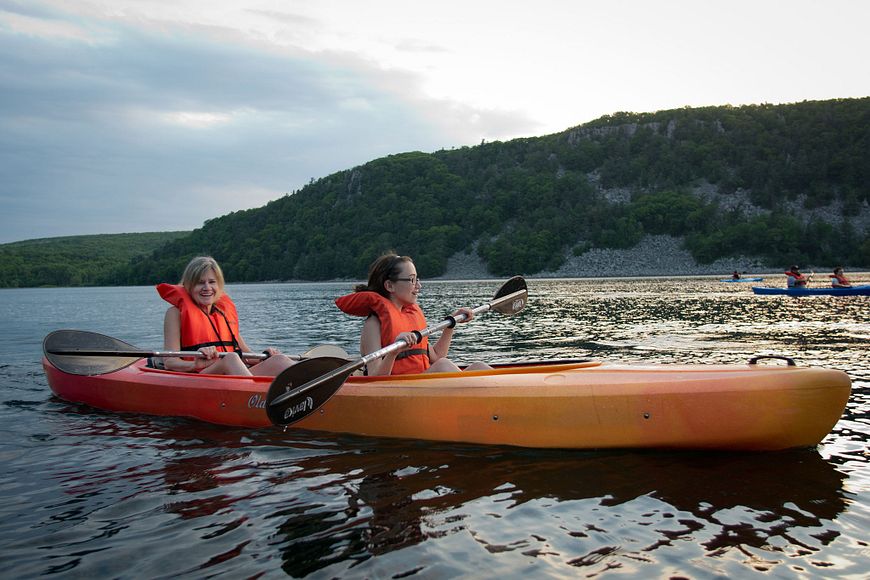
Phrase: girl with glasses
[{"left": 335, "top": 253, "right": 491, "bottom": 376}]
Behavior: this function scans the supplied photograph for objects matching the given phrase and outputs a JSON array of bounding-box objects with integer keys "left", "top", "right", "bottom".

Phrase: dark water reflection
[
  {"left": 1, "top": 276, "right": 868, "bottom": 577},
  {"left": 265, "top": 440, "right": 850, "bottom": 577}
]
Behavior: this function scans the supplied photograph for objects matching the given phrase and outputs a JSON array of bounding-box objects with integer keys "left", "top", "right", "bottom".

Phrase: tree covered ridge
[
  {"left": 4, "top": 98, "right": 869, "bottom": 287},
  {"left": 0, "top": 232, "right": 188, "bottom": 287},
  {"left": 570, "top": 99, "right": 868, "bottom": 210}
]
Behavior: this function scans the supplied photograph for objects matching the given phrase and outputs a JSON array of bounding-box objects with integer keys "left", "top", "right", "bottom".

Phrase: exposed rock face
[
  {"left": 537, "top": 235, "right": 761, "bottom": 278},
  {"left": 437, "top": 235, "right": 763, "bottom": 280},
  {"left": 689, "top": 180, "right": 870, "bottom": 232},
  {"left": 438, "top": 244, "right": 491, "bottom": 280}
]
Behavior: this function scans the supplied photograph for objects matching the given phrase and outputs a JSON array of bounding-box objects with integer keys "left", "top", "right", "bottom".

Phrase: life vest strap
[
  {"left": 182, "top": 340, "right": 239, "bottom": 352},
  {"left": 396, "top": 348, "right": 429, "bottom": 361}
]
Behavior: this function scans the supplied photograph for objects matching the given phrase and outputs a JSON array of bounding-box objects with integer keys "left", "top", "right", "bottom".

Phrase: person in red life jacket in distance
[
  {"left": 731, "top": 270, "right": 741, "bottom": 280},
  {"left": 830, "top": 267, "right": 852, "bottom": 288},
  {"left": 336, "top": 253, "right": 492, "bottom": 376},
  {"left": 158, "top": 256, "right": 297, "bottom": 375},
  {"left": 784, "top": 265, "right": 811, "bottom": 288}
]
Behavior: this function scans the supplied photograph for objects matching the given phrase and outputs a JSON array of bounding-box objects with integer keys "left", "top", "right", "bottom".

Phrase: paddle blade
[
  {"left": 300, "top": 344, "right": 351, "bottom": 360},
  {"left": 43, "top": 330, "right": 143, "bottom": 376},
  {"left": 492, "top": 275, "right": 528, "bottom": 316},
  {"left": 265, "top": 356, "right": 352, "bottom": 425}
]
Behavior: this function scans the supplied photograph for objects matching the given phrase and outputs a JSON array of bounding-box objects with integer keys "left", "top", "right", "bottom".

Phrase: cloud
[
  {"left": 6, "top": 0, "right": 867, "bottom": 244},
  {"left": 0, "top": 2, "right": 538, "bottom": 243}
]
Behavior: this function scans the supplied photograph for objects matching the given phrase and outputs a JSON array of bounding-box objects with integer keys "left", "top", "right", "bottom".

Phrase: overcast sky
[{"left": 1, "top": 0, "right": 868, "bottom": 244}]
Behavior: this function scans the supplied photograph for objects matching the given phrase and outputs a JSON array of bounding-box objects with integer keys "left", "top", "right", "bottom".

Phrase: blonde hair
[{"left": 180, "top": 256, "right": 225, "bottom": 298}]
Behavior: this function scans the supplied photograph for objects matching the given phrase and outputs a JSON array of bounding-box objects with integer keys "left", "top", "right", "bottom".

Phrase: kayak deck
[{"left": 43, "top": 358, "right": 851, "bottom": 451}]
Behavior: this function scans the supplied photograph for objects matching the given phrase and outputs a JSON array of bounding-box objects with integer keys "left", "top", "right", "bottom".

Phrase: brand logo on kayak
[
  {"left": 283, "top": 396, "right": 314, "bottom": 420},
  {"left": 248, "top": 394, "right": 267, "bottom": 409}
]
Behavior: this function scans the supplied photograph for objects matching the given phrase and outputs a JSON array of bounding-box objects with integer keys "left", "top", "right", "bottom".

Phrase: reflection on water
[
  {"left": 469, "top": 277, "right": 870, "bottom": 368},
  {"left": 0, "top": 276, "right": 868, "bottom": 577},
  {"left": 15, "top": 415, "right": 853, "bottom": 578},
  {"left": 265, "top": 438, "right": 849, "bottom": 577}
]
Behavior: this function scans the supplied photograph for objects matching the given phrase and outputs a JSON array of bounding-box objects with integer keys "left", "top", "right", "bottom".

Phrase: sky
[{"left": 1, "top": 0, "right": 868, "bottom": 244}]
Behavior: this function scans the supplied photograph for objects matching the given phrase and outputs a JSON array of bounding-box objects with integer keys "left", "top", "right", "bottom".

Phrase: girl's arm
[
  {"left": 360, "top": 315, "right": 403, "bottom": 376},
  {"left": 429, "top": 307, "right": 474, "bottom": 363},
  {"left": 429, "top": 328, "right": 454, "bottom": 363}
]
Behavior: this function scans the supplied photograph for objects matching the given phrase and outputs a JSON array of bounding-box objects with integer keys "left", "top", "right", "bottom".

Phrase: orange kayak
[{"left": 43, "top": 358, "right": 850, "bottom": 451}]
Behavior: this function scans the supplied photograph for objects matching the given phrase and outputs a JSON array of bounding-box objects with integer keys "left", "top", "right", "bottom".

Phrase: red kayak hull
[{"left": 43, "top": 358, "right": 851, "bottom": 451}]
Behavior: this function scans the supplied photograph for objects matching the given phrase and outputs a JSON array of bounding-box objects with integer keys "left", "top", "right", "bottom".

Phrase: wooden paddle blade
[
  {"left": 492, "top": 276, "right": 528, "bottom": 315},
  {"left": 43, "top": 330, "right": 143, "bottom": 376},
  {"left": 265, "top": 356, "right": 352, "bottom": 425}
]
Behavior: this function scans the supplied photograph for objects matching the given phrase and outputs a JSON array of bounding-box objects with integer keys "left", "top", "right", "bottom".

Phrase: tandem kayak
[
  {"left": 752, "top": 285, "right": 870, "bottom": 296},
  {"left": 43, "top": 356, "right": 851, "bottom": 451},
  {"left": 719, "top": 277, "right": 764, "bottom": 283}
]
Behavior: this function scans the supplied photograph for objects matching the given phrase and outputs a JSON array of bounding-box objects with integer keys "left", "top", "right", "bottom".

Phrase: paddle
[
  {"left": 265, "top": 275, "right": 528, "bottom": 426},
  {"left": 43, "top": 329, "right": 349, "bottom": 376}
]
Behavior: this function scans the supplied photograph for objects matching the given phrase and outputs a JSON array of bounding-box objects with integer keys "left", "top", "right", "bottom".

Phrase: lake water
[{"left": 1, "top": 276, "right": 868, "bottom": 578}]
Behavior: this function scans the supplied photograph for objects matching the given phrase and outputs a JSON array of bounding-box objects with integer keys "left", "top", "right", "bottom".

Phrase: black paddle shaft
[{"left": 266, "top": 276, "right": 528, "bottom": 426}]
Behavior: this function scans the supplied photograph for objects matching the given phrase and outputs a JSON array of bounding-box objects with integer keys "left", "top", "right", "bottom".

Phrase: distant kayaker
[
  {"left": 732, "top": 271, "right": 741, "bottom": 280},
  {"left": 785, "top": 265, "right": 810, "bottom": 288},
  {"left": 830, "top": 267, "right": 852, "bottom": 288},
  {"left": 336, "top": 253, "right": 492, "bottom": 376},
  {"left": 158, "top": 256, "right": 297, "bottom": 375}
]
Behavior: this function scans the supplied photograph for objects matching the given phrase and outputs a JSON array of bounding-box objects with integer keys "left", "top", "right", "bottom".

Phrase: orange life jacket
[
  {"left": 335, "top": 291, "right": 430, "bottom": 375},
  {"left": 157, "top": 283, "right": 242, "bottom": 353},
  {"left": 829, "top": 274, "right": 850, "bottom": 287},
  {"left": 784, "top": 271, "right": 807, "bottom": 288}
]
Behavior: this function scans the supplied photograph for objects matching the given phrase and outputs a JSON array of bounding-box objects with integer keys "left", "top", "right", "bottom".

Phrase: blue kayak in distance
[
  {"left": 720, "top": 277, "right": 764, "bottom": 283},
  {"left": 752, "top": 285, "right": 870, "bottom": 296}
]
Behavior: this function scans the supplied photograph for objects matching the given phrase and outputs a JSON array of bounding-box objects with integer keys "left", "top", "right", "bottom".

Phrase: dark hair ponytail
[{"left": 355, "top": 253, "right": 413, "bottom": 297}]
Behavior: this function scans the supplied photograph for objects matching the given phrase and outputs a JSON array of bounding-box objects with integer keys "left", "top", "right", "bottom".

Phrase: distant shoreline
[{"left": 3, "top": 232, "right": 860, "bottom": 289}]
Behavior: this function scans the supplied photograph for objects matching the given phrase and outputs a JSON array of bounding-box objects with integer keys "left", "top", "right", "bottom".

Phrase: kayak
[
  {"left": 719, "top": 277, "right": 764, "bottom": 282},
  {"left": 752, "top": 285, "right": 870, "bottom": 296},
  {"left": 43, "top": 356, "right": 850, "bottom": 451}
]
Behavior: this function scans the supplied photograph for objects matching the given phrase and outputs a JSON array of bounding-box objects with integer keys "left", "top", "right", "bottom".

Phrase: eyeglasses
[{"left": 393, "top": 276, "right": 421, "bottom": 285}]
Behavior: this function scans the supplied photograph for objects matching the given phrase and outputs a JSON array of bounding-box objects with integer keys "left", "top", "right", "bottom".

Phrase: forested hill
[
  {"left": 5, "top": 98, "right": 870, "bottom": 287},
  {"left": 0, "top": 232, "right": 188, "bottom": 288}
]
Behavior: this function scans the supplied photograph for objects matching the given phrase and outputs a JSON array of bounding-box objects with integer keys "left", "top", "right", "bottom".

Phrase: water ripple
[{"left": 1, "top": 276, "right": 868, "bottom": 577}]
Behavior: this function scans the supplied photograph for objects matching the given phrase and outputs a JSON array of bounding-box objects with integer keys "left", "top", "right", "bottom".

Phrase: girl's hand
[
  {"left": 394, "top": 332, "right": 418, "bottom": 350},
  {"left": 199, "top": 346, "right": 218, "bottom": 359},
  {"left": 453, "top": 307, "right": 474, "bottom": 323},
  {"left": 263, "top": 347, "right": 281, "bottom": 357},
  {"left": 196, "top": 346, "right": 218, "bottom": 370}
]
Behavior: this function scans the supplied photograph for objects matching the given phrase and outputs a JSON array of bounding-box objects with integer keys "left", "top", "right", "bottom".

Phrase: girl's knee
[
  {"left": 221, "top": 352, "right": 251, "bottom": 375},
  {"left": 224, "top": 352, "right": 242, "bottom": 363},
  {"left": 464, "top": 361, "right": 492, "bottom": 371},
  {"left": 427, "top": 359, "right": 461, "bottom": 373},
  {"left": 250, "top": 353, "right": 296, "bottom": 376}
]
